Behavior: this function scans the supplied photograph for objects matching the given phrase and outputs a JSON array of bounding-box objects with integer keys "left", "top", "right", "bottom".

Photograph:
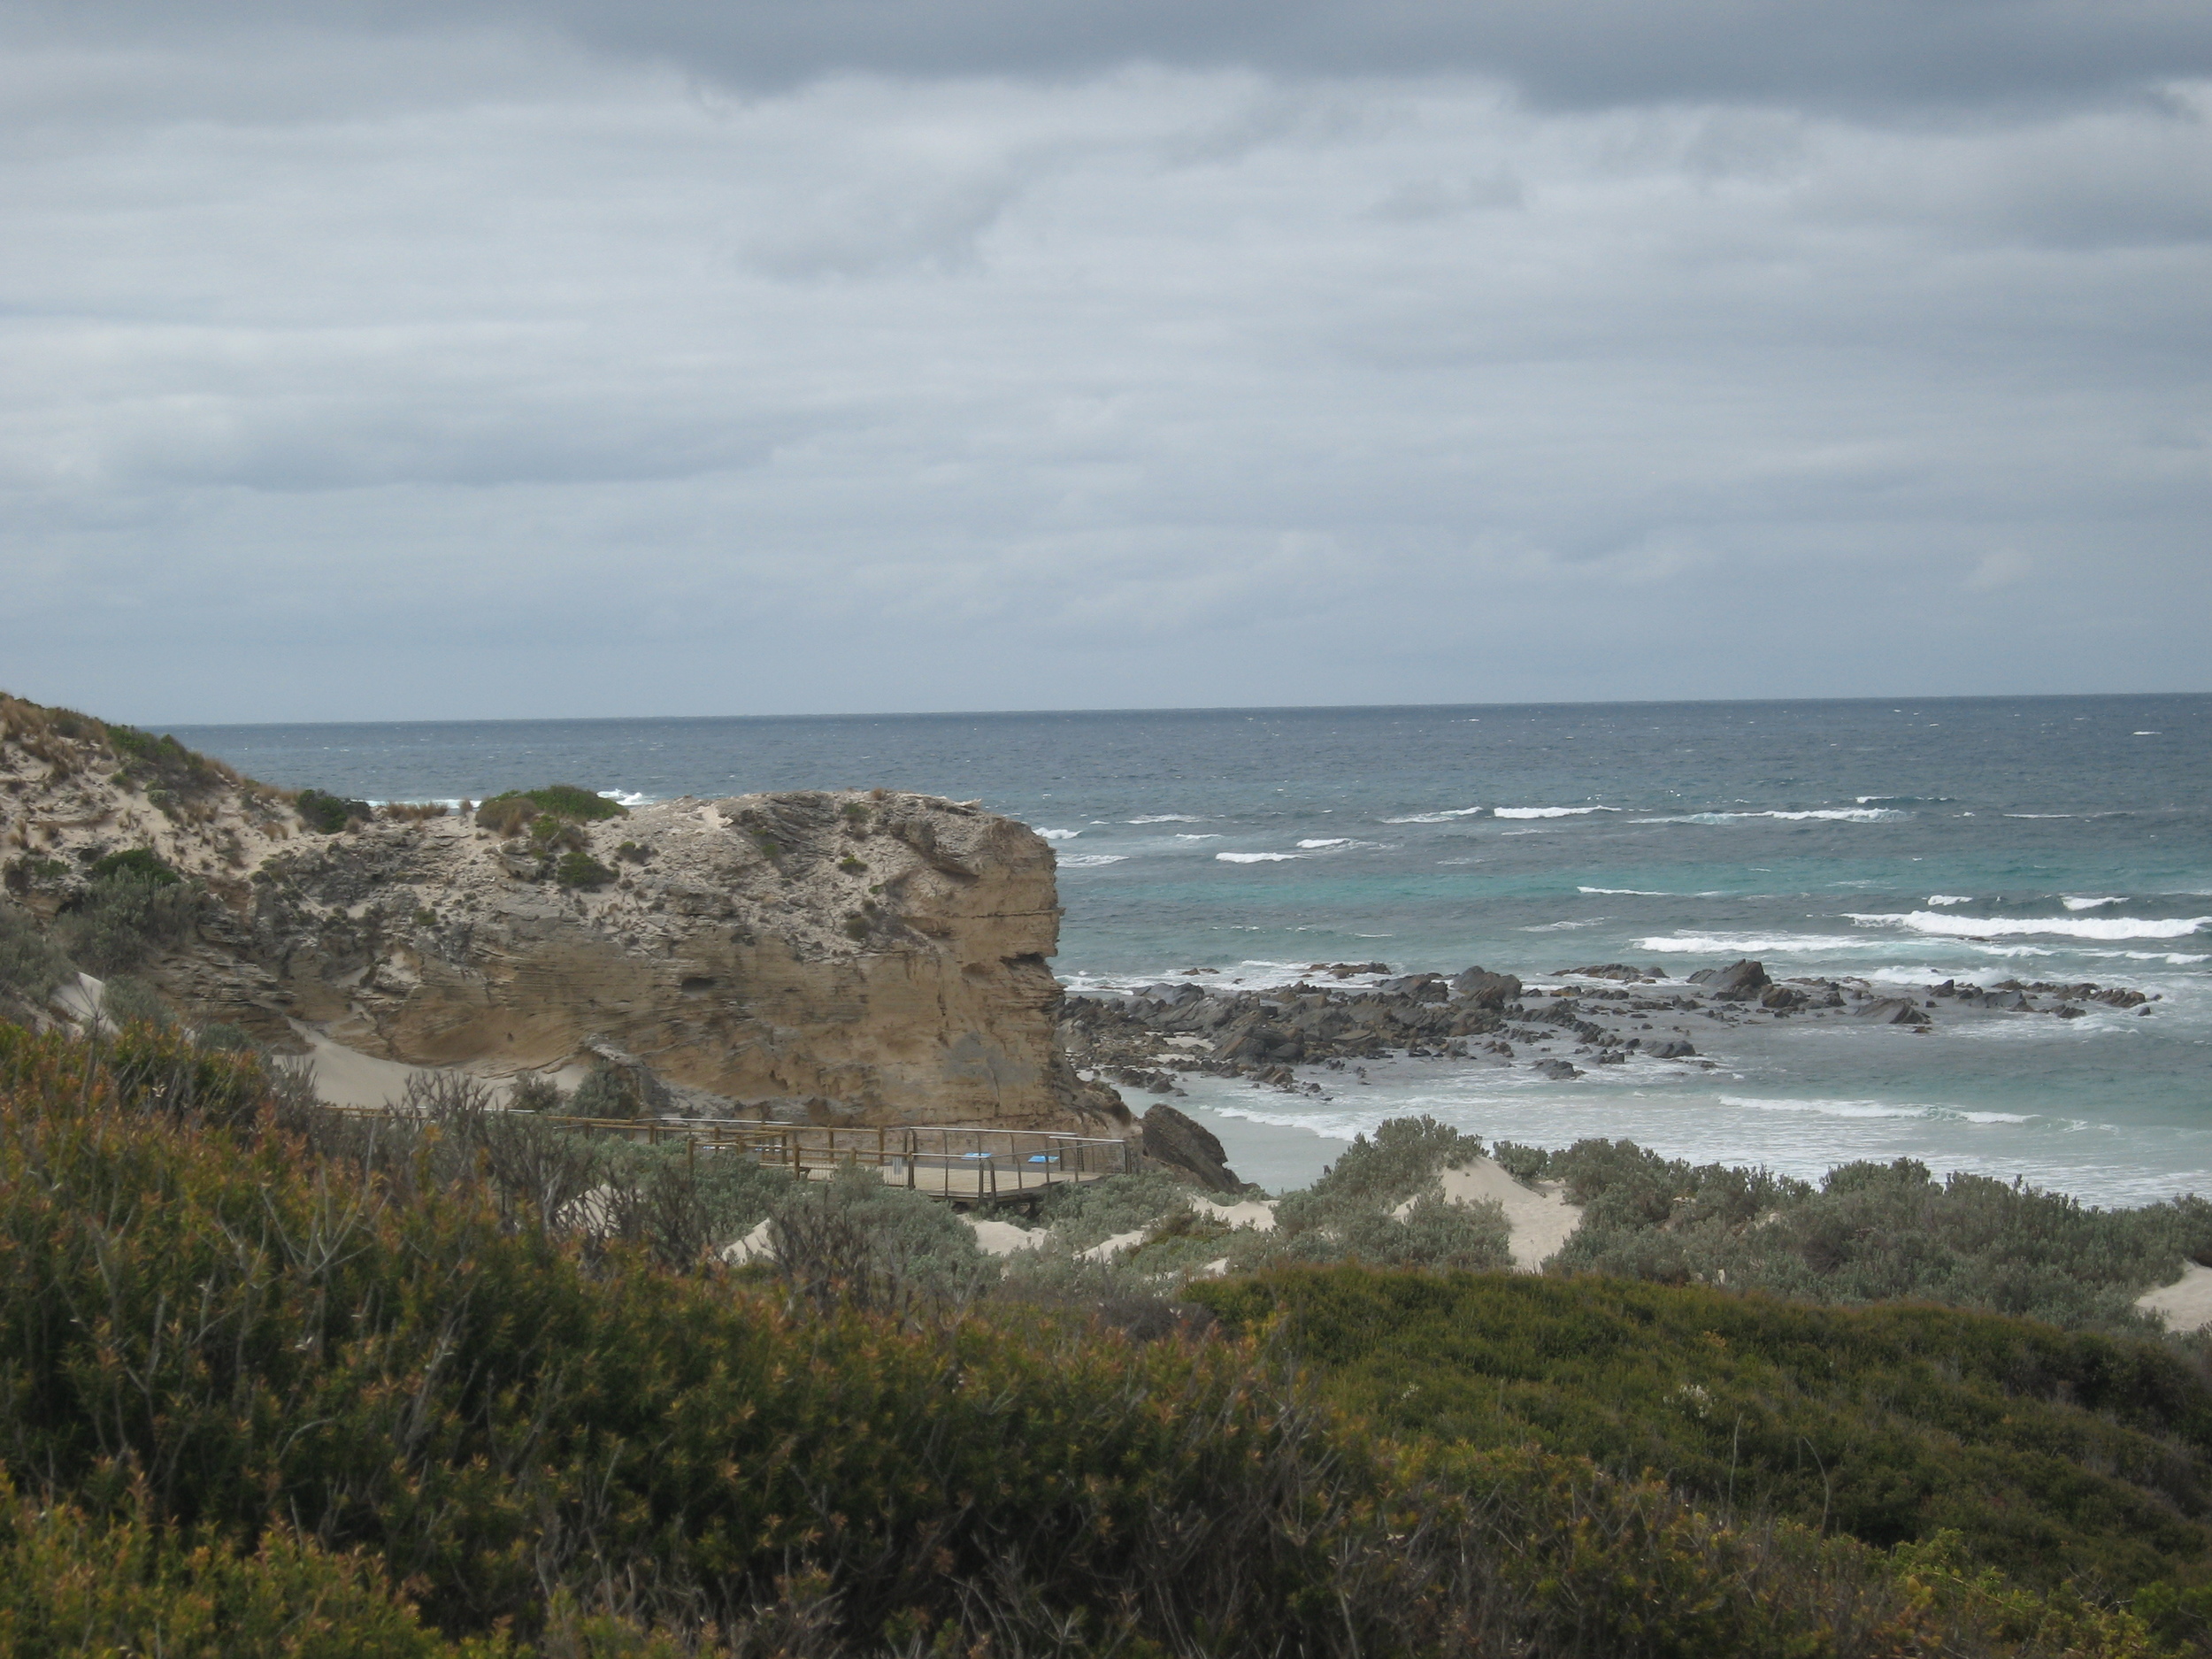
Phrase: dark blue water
[{"left": 172, "top": 695, "right": 2212, "bottom": 1202}]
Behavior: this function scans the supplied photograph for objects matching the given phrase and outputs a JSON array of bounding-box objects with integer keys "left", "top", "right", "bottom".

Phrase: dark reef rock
[{"left": 1141, "top": 1102, "right": 1242, "bottom": 1191}]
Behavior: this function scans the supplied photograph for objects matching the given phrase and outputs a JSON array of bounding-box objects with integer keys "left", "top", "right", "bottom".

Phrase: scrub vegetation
[
  {"left": 1495, "top": 1136, "right": 2212, "bottom": 1333},
  {"left": 1, "top": 1022, "right": 2208, "bottom": 1655}
]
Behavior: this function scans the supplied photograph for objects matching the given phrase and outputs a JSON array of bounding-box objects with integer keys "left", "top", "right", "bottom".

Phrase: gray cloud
[
  {"left": 10, "top": 0, "right": 2211, "bottom": 111},
  {"left": 0, "top": 19, "right": 2205, "bottom": 721}
]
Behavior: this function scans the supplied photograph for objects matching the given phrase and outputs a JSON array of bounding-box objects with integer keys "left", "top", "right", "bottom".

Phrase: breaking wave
[
  {"left": 1851, "top": 911, "right": 2210, "bottom": 941},
  {"left": 1634, "top": 808, "right": 1906, "bottom": 825},
  {"left": 1381, "top": 806, "right": 1486, "bottom": 824}
]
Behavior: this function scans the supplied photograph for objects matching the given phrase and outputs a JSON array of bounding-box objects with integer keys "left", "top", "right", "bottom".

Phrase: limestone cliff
[{"left": 0, "top": 694, "right": 1126, "bottom": 1133}]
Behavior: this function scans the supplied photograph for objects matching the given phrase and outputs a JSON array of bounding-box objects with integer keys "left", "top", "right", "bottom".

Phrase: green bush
[
  {"left": 51, "top": 870, "right": 199, "bottom": 976},
  {"left": 100, "top": 722, "right": 237, "bottom": 803},
  {"left": 568, "top": 1059, "right": 659, "bottom": 1120},
  {"left": 475, "top": 786, "right": 626, "bottom": 835},
  {"left": 193, "top": 1020, "right": 257, "bottom": 1053},
  {"left": 0, "top": 1021, "right": 2172, "bottom": 1657},
  {"left": 553, "top": 849, "right": 614, "bottom": 890},
  {"left": 0, "top": 903, "right": 72, "bottom": 1002},
  {"left": 507, "top": 1071, "right": 565, "bottom": 1113},
  {"left": 1194, "top": 1265, "right": 2212, "bottom": 1601},
  {"left": 0, "top": 1474, "right": 480, "bottom": 1659},
  {"left": 101, "top": 973, "right": 171, "bottom": 1029},
  {"left": 88, "top": 847, "right": 180, "bottom": 886},
  {"left": 1509, "top": 1136, "right": 2212, "bottom": 1332},
  {"left": 1256, "top": 1115, "right": 1512, "bottom": 1273},
  {"left": 295, "top": 789, "right": 373, "bottom": 833}
]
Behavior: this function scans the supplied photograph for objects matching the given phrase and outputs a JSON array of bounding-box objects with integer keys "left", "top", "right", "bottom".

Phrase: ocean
[{"left": 168, "top": 695, "right": 2212, "bottom": 1205}]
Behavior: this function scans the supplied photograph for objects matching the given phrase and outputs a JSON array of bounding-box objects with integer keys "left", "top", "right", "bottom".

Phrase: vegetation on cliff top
[
  {"left": 475, "top": 784, "right": 628, "bottom": 835},
  {"left": 0, "top": 1018, "right": 2206, "bottom": 1655}
]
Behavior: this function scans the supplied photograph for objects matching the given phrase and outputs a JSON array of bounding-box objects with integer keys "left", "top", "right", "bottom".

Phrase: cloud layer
[{"left": 1, "top": 3, "right": 2207, "bottom": 720}]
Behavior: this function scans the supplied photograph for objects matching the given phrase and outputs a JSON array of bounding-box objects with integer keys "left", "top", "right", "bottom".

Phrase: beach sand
[
  {"left": 1432, "top": 1159, "right": 1584, "bottom": 1270},
  {"left": 2137, "top": 1262, "right": 2212, "bottom": 1331}
]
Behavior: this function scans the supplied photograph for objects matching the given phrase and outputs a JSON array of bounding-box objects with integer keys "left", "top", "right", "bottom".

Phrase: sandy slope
[
  {"left": 2137, "top": 1262, "right": 2212, "bottom": 1331},
  {"left": 1432, "top": 1159, "right": 1585, "bottom": 1270}
]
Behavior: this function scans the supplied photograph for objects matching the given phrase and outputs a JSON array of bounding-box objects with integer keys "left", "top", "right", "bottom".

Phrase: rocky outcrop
[
  {"left": 1689, "top": 958, "right": 1770, "bottom": 1001},
  {"left": 1141, "top": 1103, "right": 1243, "bottom": 1191},
  {"left": 0, "top": 697, "right": 1126, "bottom": 1133},
  {"left": 223, "top": 790, "right": 1125, "bottom": 1131}
]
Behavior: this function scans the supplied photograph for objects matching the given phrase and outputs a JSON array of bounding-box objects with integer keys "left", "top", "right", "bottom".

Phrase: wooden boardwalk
[{"left": 330, "top": 1106, "right": 1132, "bottom": 1206}]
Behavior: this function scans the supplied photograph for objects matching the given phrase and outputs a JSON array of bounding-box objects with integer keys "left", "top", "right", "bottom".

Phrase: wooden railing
[{"left": 320, "top": 1105, "right": 1131, "bottom": 1202}]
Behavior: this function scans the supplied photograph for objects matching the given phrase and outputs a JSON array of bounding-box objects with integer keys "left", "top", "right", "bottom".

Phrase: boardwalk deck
[{"left": 322, "top": 1106, "right": 1131, "bottom": 1205}]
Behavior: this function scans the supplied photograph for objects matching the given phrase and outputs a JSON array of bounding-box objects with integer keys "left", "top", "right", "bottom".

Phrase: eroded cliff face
[
  {"left": 239, "top": 791, "right": 1122, "bottom": 1129},
  {"left": 0, "top": 699, "right": 1124, "bottom": 1132}
]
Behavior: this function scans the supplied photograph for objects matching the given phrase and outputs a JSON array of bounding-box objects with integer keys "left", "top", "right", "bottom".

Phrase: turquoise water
[{"left": 171, "top": 695, "right": 2211, "bottom": 1203}]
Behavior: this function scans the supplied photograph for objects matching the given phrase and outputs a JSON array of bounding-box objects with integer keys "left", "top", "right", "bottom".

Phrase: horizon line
[{"left": 146, "top": 687, "right": 2211, "bottom": 731}]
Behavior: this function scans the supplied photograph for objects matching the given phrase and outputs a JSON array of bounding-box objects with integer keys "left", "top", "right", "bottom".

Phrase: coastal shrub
[
  {"left": 1031, "top": 1169, "right": 1194, "bottom": 1253},
  {"left": 507, "top": 1070, "right": 565, "bottom": 1113},
  {"left": 296, "top": 789, "right": 373, "bottom": 833},
  {"left": 88, "top": 846, "right": 181, "bottom": 886},
  {"left": 1492, "top": 1138, "right": 1555, "bottom": 1184},
  {"left": 553, "top": 849, "right": 614, "bottom": 890},
  {"left": 768, "top": 1164, "right": 994, "bottom": 1313},
  {"left": 1509, "top": 1136, "right": 2212, "bottom": 1332},
  {"left": 0, "top": 1018, "right": 2177, "bottom": 1657},
  {"left": 0, "top": 904, "right": 71, "bottom": 1002},
  {"left": 0, "top": 1475, "right": 475, "bottom": 1659},
  {"left": 101, "top": 721, "right": 237, "bottom": 802},
  {"left": 101, "top": 973, "right": 171, "bottom": 1029},
  {"left": 1194, "top": 1264, "right": 2212, "bottom": 1601},
  {"left": 51, "top": 867, "right": 199, "bottom": 975},
  {"left": 380, "top": 801, "right": 449, "bottom": 822},
  {"left": 567, "top": 1058, "right": 665, "bottom": 1120},
  {"left": 474, "top": 795, "right": 535, "bottom": 834},
  {"left": 475, "top": 786, "right": 626, "bottom": 835},
  {"left": 1300, "top": 1114, "right": 1488, "bottom": 1210},
  {"left": 1, "top": 855, "right": 71, "bottom": 897},
  {"left": 1251, "top": 1115, "right": 1512, "bottom": 1273},
  {"left": 192, "top": 1019, "right": 257, "bottom": 1052}
]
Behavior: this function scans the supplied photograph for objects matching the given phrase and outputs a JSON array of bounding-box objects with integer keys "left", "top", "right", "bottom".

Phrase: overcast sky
[{"left": 4, "top": 0, "right": 2208, "bottom": 722}]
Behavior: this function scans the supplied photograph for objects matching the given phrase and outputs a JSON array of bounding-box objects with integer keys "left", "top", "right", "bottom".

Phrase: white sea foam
[
  {"left": 1580, "top": 887, "right": 1669, "bottom": 895},
  {"left": 1639, "top": 932, "right": 1886, "bottom": 955},
  {"left": 1633, "top": 808, "right": 1905, "bottom": 825},
  {"left": 1056, "top": 853, "right": 1126, "bottom": 867},
  {"left": 1719, "top": 1096, "right": 1928, "bottom": 1120},
  {"left": 1217, "top": 851, "right": 1306, "bottom": 863},
  {"left": 597, "top": 790, "right": 651, "bottom": 807},
  {"left": 1851, "top": 910, "right": 2210, "bottom": 941},
  {"left": 1037, "top": 828, "right": 1082, "bottom": 841},
  {"left": 1495, "top": 806, "right": 1619, "bottom": 819},
  {"left": 1381, "top": 806, "right": 1486, "bottom": 824},
  {"left": 1129, "top": 814, "right": 1204, "bottom": 824},
  {"left": 1297, "top": 838, "right": 1354, "bottom": 849},
  {"left": 1521, "top": 918, "right": 1606, "bottom": 931},
  {"left": 1927, "top": 895, "right": 1973, "bottom": 906},
  {"left": 1174, "top": 833, "right": 1223, "bottom": 841},
  {"left": 2062, "top": 896, "right": 2124, "bottom": 910}
]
